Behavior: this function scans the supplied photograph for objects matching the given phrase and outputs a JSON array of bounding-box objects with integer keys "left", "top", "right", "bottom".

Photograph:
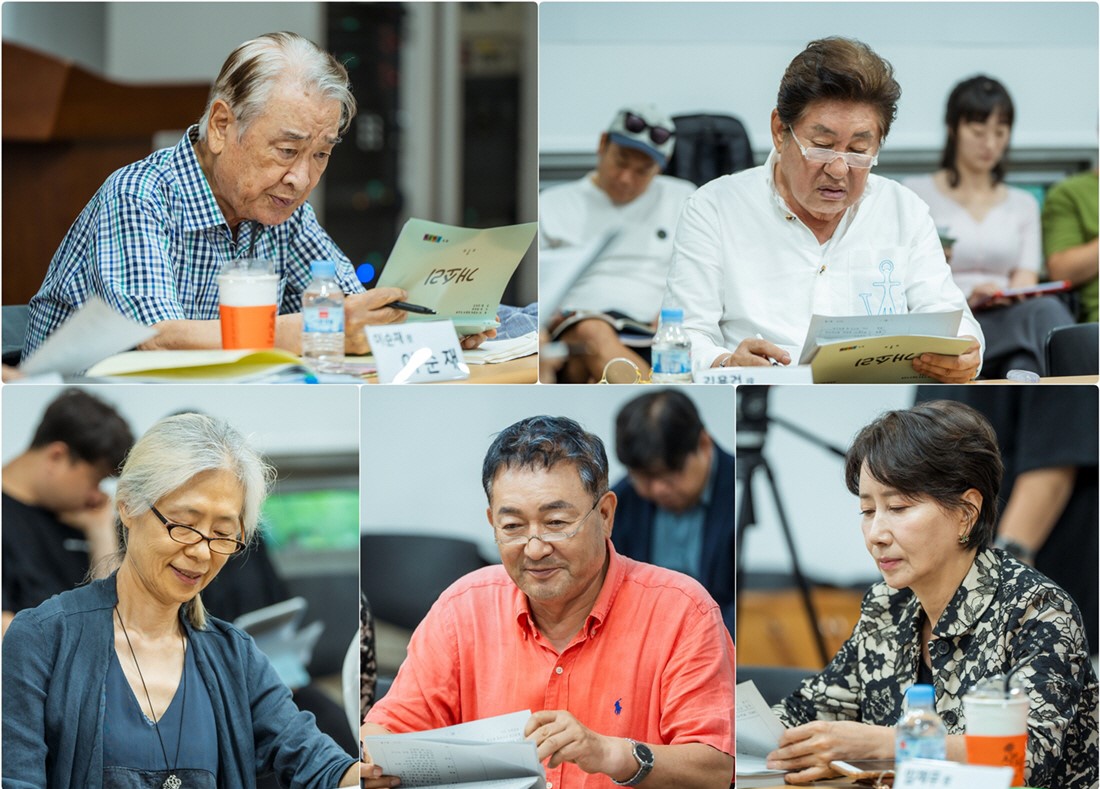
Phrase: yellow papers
[
  {"left": 810, "top": 335, "right": 974, "bottom": 383},
  {"left": 86, "top": 349, "right": 313, "bottom": 382},
  {"left": 376, "top": 219, "right": 537, "bottom": 335}
]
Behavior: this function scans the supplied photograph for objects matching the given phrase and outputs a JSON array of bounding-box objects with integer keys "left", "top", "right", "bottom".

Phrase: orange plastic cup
[
  {"left": 964, "top": 694, "right": 1028, "bottom": 786},
  {"left": 217, "top": 260, "right": 278, "bottom": 350}
]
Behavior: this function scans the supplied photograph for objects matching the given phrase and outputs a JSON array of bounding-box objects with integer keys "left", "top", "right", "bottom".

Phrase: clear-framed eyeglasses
[
  {"left": 493, "top": 499, "right": 601, "bottom": 546},
  {"left": 150, "top": 505, "right": 246, "bottom": 555},
  {"left": 788, "top": 126, "right": 879, "bottom": 169}
]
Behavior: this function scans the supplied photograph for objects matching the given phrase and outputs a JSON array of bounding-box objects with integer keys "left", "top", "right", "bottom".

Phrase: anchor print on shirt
[{"left": 858, "top": 259, "right": 900, "bottom": 315}]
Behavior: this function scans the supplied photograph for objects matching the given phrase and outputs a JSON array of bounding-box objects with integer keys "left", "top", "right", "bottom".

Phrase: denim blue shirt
[
  {"left": 2, "top": 574, "right": 354, "bottom": 789},
  {"left": 25, "top": 126, "right": 364, "bottom": 357}
]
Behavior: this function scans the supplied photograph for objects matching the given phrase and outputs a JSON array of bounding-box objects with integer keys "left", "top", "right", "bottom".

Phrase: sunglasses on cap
[{"left": 623, "top": 112, "right": 675, "bottom": 145}]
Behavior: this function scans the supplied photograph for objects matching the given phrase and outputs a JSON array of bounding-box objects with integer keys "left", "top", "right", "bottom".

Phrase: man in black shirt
[{"left": 2, "top": 389, "right": 133, "bottom": 635}]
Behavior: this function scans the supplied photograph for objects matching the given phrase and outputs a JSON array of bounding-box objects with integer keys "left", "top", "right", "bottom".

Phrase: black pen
[{"left": 389, "top": 301, "right": 437, "bottom": 315}]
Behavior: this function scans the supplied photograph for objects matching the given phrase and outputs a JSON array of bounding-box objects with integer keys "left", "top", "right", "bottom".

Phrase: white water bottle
[
  {"left": 896, "top": 684, "right": 947, "bottom": 764},
  {"left": 651, "top": 308, "right": 692, "bottom": 383},
  {"left": 301, "top": 260, "right": 345, "bottom": 369}
]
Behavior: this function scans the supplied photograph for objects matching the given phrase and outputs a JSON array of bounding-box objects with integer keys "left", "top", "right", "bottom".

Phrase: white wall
[
  {"left": 105, "top": 3, "right": 321, "bottom": 82},
  {"left": 360, "top": 385, "right": 736, "bottom": 559},
  {"left": 540, "top": 2, "right": 1099, "bottom": 155},
  {"left": 1, "top": 2, "right": 107, "bottom": 72},
  {"left": 737, "top": 385, "right": 916, "bottom": 586},
  {"left": 1, "top": 2, "right": 321, "bottom": 82},
  {"left": 1, "top": 385, "right": 358, "bottom": 461}
]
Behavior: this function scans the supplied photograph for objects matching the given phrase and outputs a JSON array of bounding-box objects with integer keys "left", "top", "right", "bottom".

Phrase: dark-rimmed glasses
[
  {"left": 788, "top": 126, "right": 878, "bottom": 169},
  {"left": 623, "top": 112, "right": 675, "bottom": 146},
  {"left": 150, "top": 505, "right": 246, "bottom": 555},
  {"left": 493, "top": 499, "right": 601, "bottom": 546}
]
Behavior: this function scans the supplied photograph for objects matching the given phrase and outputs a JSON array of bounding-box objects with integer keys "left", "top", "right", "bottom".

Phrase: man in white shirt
[
  {"left": 664, "top": 38, "right": 984, "bottom": 383},
  {"left": 541, "top": 104, "right": 697, "bottom": 382}
]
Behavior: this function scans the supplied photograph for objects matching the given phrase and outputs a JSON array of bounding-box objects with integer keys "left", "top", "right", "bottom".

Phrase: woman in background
[
  {"left": 905, "top": 76, "right": 1074, "bottom": 378},
  {"left": 765, "top": 401, "right": 1097, "bottom": 787},
  {"left": 2, "top": 413, "right": 361, "bottom": 788}
]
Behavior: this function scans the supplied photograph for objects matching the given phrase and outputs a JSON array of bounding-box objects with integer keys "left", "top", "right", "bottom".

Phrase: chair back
[
  {"left": 736, "top": 665, "right": 815, "bottom": 707},
  {"left": 2, "top": 304, "right": 30, "bottom": 366},
  {"left": 360, "top": 533, "right": 488, "bottom": 631},
  {"left": 664, "top": 114, "right": 753, "bottom": 187},
  {"left": 1045, "top": 323, "right": 1099, "bottom": 376}
]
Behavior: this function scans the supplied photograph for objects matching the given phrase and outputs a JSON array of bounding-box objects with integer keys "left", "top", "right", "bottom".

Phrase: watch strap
[{"left": 611, "top": 739, "right": 654, "bottom": 786}]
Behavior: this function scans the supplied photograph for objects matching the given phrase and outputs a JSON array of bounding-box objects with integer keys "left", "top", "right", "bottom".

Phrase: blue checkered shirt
[{"left": 24, "top": 126, "right": 364, "bottom": 356}]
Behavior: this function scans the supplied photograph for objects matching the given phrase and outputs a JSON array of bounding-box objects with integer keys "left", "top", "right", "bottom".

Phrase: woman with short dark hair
[
  {"left": 765, "top": 400, "right": 1098, "bottom": 787},
  {"left": 905, "top": 76, "right": 1075, "bottom": 378}
]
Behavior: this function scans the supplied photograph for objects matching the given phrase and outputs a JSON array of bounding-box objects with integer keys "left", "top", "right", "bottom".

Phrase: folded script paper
[
  {"left": 735, "top": 681, "right": 787, "bottom": 779},
  {"left": 376, "top": 219, "right": 537, "bottom": 336},
  {"left": 363, "top": 710, "right": 545, "bottom": 789}
]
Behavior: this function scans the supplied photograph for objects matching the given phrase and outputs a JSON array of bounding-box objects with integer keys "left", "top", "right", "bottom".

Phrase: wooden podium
[{"left": 2, "top": 42, "right": 210, "bottom": 304}]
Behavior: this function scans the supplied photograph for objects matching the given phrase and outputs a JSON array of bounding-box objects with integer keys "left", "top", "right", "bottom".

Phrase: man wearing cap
[{"left": 540, "top": 104, "right": 697, "bottom": 382}]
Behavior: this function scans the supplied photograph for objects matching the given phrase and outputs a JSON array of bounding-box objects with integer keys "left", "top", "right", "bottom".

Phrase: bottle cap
[
  {"left": 906, "top": 684, "right": 935, "bottom": 707},
  {"left": 1005, "top": 369, "right": 1040, "bottom": 383},
  {"left": 660, "top": 307, "right": 684, "bottom": 323},
  {"left": 310, "top": 259, "right": 337, "bottom": 278}
]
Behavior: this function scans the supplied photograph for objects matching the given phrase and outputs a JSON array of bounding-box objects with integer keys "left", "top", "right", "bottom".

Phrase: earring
[{"left": 958, "top": 533, "right": 970, "bottom": 546}]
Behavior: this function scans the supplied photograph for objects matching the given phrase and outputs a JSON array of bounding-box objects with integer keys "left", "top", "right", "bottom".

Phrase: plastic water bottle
[
  {"left": 301, "top": 259, "right": 345, "bottom": 369},
  {"left": 896, "top": 684, "right": 947, "bottom": 765},
  {"left": 651, "top": 308, "right": 692, "bottom": 383}
]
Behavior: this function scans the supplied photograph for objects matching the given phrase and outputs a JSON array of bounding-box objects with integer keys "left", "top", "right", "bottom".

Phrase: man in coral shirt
[{"left": 361, "top": 415, "right": 735, "bottom": 789}]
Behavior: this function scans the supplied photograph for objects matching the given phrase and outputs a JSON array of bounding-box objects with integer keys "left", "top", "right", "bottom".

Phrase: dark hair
[
  {"left": 615, "top": 390, "right": 704, "bottom": 472},
  {"left": 29, "top": 389, "right": 134, "bottom": 474},
  {"left": 482, "top": 416, "right": 608, "bottom": 503},
  {"left": 940, "top": 75, "right": 1015, "bottom": 187},
  {"left": 776, "top": 37, "right": 902, "bottom": 142},
  {"left": 844, "top": 400, "right": 1003, "bottom": 551}
]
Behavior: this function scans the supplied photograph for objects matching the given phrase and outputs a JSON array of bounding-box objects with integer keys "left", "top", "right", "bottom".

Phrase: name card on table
[
  {"left": 694, "top": 365, "right": 813, "bottom": 385},
  {"left": 895, "top": 759, "right": 1012, "bottom": 789},
  {"left": 366, "top": 321, "right": 469, "bottom": 384}
]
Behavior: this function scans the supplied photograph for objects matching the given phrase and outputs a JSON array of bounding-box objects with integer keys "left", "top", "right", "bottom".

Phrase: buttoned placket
[{"left": 532, "top": 620, "right": 601, "bottom": 789}]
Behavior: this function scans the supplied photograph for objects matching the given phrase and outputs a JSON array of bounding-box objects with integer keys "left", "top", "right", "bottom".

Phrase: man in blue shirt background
[{"left": 611, "top": 389, "right": 735, "bottom": 633}]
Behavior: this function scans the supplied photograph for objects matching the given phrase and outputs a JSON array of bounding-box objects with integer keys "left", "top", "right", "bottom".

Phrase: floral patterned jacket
[{"left": 774, "top": 548, "right": 1098, "bottom": 789}]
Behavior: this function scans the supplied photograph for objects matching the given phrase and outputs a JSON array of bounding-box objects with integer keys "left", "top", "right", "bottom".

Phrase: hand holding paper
[
  {"left": 912, "top": 335, "right": 981, "bottom": 383},
  {"left": 524, "top": 710, "right": 630, "bottom": 777}
]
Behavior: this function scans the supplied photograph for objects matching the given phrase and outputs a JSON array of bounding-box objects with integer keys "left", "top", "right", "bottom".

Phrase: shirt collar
[
  {"left": 173, "top": 125, "right": 270, "bottom": 248},
  {"left": 894, "top": 547, "right": 1000, "bottom": 643},
  {"left": 934, "top": 547, "right": 999, "bottom": 637},
  {"left": 514, "top": 538, "right": 626, "bottom": 642},
  {"left": 699, "top": 445, "right": 719, "bottom": 509}
]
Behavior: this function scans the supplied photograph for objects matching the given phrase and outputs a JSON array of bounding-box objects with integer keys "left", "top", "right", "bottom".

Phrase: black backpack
[{"left": 664, "top": 113, "right": 754, "bottom": 187}]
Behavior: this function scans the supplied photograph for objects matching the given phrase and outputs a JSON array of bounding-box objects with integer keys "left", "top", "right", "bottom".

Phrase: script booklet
[
  {"left": 735, "top": 681, "right": 788, "bottom": 787},
  {"left": 376, "top": 218, "right": 537, "bottom": 336},
  {"left": 362, "top": 710, "right": 545, "bottom": 789},
  {"left": 796, "top": 310, "right": 970, "bottom": 383},
  {"left": 85, "top": 349, "right": 315, "bottom": 383}
]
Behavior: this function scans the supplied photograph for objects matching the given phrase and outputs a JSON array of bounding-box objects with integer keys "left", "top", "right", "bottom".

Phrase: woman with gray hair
[{"left": 2, "top": 413, "right": 362, "bottom": 788}]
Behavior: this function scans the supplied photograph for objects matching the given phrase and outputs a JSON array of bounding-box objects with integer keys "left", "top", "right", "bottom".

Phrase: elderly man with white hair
[{"left": 25, "top": 32, "right": 492, "bottom": 357}]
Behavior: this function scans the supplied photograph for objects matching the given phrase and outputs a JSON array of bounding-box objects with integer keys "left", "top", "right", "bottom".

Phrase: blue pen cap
[{"left": 310, "top": 259, "right": 337, "bottom": 279}]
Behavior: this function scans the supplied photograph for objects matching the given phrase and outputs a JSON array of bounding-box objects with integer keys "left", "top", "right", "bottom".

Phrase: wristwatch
[{"left": 611, "top": 739, "right": 655, "bottom": 786}]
